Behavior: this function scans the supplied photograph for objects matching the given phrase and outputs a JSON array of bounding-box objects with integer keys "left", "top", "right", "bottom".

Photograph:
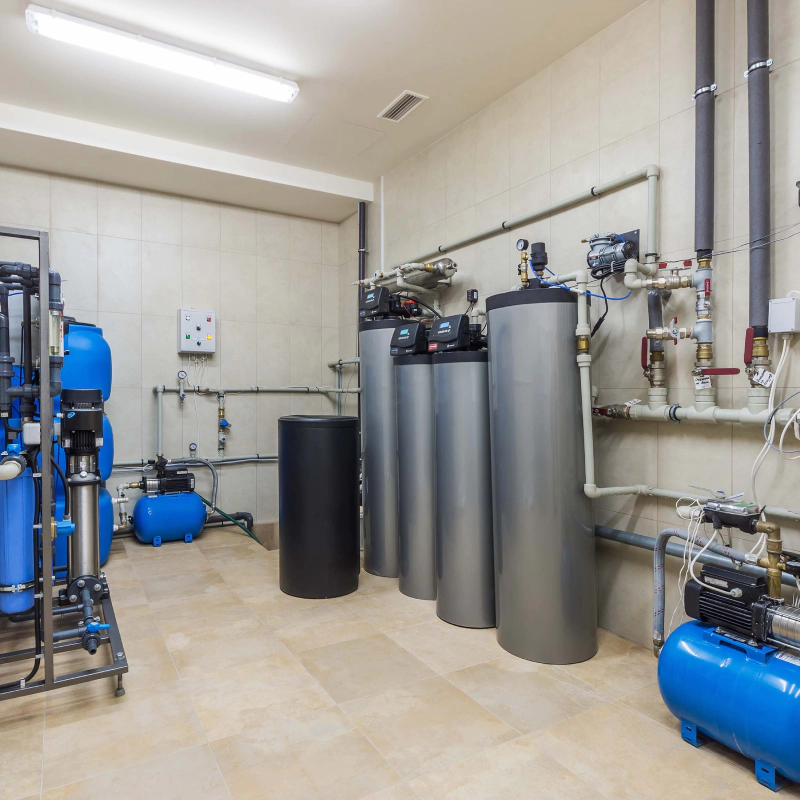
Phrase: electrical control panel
[
  {"left": 769, "top": 297, "right": 800, "bottom": 334},
  {"left": 178, "top": 309, "right": 216, "bottom": 354}
]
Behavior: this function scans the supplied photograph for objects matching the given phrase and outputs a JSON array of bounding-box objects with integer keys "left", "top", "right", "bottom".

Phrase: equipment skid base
[
  {"left": 681, "top": 719, "right": 789, "bottom": 793},
  {"left": 0, "top": 589, "right": 128, "bottom": 701}
]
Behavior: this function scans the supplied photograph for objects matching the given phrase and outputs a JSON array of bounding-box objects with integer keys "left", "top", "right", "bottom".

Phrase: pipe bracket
[
  {"left": 744, "top": 59, "right": 772, "bottom": 78},
  {"left": 692, "top": 83, "right": 717, "bottom": 100}
]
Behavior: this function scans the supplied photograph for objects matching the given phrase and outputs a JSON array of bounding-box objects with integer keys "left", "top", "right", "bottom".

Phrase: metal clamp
[
  {"left": 692, "top": 83, "right": 717, "bottom": 100},
  {"left": 0, "top": 580, "right": 35, "bottom": 593},
  {"left": 668, "top": 403, "right": 682, "bottom": 424},
  {"left": 744, "top": 59, "right": 772, "bottom": 78}
]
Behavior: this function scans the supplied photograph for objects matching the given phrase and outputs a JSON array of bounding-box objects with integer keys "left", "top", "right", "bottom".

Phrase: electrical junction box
[
  {"left": 178, "top": 309, "right": 216, "bottom": 354},
  {"left": 769, "top": 297, "right": 800, "bottom": 334}
]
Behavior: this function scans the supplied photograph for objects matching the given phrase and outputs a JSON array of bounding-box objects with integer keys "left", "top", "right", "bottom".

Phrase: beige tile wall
[
  {"left": 342, "top": 0, "right": 800, "bottom": 647},
  {"left": 0, "top": 166, "right": 342, "bottom": 523}
]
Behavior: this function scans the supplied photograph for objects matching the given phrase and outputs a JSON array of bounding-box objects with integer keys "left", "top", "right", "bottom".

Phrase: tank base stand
[
  {"left": 152, "top": 536, "right": 162, "bottom": 547},
  {"left": 184, "top": 533, "right": 193, "bottom": 543},
  {"left": 680, "top": 720, "right": 708, "bottom": 748},
  {"left": 755, "top": 760, "right": 788, "bottom": 792},
  {"left": 114, "top": 675, "right": 125, "bottom": 698}
]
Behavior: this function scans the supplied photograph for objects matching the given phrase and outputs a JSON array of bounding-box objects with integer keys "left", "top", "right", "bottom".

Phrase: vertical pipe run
[
  {"left": 357, "top": 202, "right": 366, "bottom": 423},
  {"left": 39, "top": 232, "right": 54, "bottom": 686},
  {"left": 694, "top": 0, "right": 715, "bottom": 257},
  {"left": 747, "top": 0, "right": 771, "bottom": 336}
]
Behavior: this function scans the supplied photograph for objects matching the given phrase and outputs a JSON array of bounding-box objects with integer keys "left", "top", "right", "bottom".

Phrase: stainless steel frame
[{"left": 0, "top": 225, "right": 127, "bottom": 701}]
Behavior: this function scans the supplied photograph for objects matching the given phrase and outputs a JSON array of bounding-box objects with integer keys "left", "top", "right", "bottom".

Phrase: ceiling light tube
[{"left": 25, "top": 5, "right": 299, "bottom": 103}]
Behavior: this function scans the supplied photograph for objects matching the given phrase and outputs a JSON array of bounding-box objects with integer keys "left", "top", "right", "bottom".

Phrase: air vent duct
[{"left": 378, "top": 91, "right": 428, "bottom": 122}]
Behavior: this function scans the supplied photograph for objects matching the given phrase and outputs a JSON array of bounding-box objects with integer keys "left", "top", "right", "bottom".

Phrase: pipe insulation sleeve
[
  {"left": 747, "top": 0, "right": 771, "bottom": 331},
  {"left": 695, "top": 0, "right": 715, "bottom": 254}
]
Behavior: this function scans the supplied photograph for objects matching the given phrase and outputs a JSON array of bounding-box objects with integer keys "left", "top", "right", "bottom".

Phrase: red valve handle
[
  {"left": 641, "top": 337, "right": 648, "bottom": 370},
  {"left": 683, "top": 260, "right": 693, "bottom": 267},
  {"left": 704, "top": 278, "right": 711, "bottom": 297},
  {"left": 672, "top": 316, "right": 678, "bottom": 345},
  {"left": 701, "top": 367, "right": 741, "bottom": 376},
  {"left": 744, "top": 327, "right": 755, "bottom": 365},
  {"left": 658, "top": 261, "right": 667, "bottom": 269}
]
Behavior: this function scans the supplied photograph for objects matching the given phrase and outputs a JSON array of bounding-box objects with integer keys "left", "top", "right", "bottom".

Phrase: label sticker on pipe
[
  {"left": 693, "top": 375, "right": 712, "bottom": 390},
  {"left": 753, "top": 367, "right": 775, "bottom": 388}
]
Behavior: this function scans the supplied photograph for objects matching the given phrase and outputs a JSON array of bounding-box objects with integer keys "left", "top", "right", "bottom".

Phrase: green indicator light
[{"left": 185, "top": 334, "right": 190, "bottom": 339}]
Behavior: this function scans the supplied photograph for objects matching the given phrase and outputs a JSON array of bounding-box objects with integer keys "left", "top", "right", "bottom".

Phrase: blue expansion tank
[
  {"left": 58, "top": 322, "right": 112, "bottom": 404},
  {"left": 659, "top": 620, "right": 800, "bottom": 789},
  {"left": 133, "top": 492, "right": 206, "bottom": 545},
  {"left": 0, "top": 465, "right": 36, "bottom": 614}
]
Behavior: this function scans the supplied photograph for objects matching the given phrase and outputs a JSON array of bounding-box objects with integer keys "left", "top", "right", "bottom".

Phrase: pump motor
[{"left": 584, "top": 231, "right": 639, "bottom": 278}]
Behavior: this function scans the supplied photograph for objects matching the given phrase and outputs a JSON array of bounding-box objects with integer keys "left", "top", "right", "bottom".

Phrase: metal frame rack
[{"left": 0, "top": 224, "right": 127, "bottom": 702}]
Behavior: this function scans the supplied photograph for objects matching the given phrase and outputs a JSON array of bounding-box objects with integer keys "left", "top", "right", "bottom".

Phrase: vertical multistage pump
[{"left": 60, "top": 389, "right": 106, "bottom": 653}]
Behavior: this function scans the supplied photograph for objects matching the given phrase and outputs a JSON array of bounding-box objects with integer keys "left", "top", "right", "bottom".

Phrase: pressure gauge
[
  {"left": 177, "top": 370, "right": 187, "bottom": 379},
  {"left": 516, "top": 238, "right": 529, "bottom": 252}
]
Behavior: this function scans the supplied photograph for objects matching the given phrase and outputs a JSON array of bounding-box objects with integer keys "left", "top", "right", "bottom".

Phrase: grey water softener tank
[
  {"left": 487, "top": 285, "right": 596, "bottom": 664},
  {"left": 430, "top": 314, "right": 495, "bottom": 628},
  {"left": 359, "top": 287, "right": 402, "bottom": 577},
  {"left": 391, "top": 321, "right": 436, "bottom": 600}
]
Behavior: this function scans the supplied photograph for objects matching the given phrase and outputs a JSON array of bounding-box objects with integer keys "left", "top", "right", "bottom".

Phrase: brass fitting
[
  {"left": 751, "top": 336, "right": 770, "bottom": 360},
  {"left": 592, "top": 404, "right": 630, "bottom": 419},
  {"left": 518, "top": 252, "right": 529, "bottom": 289},
  {"left": 644, "top": 275, "right": 693, "bottom": 290},
  {"left": 647, "top": 351, "right": 665, "bottom": 388},
  {"left": 424, "top": 262, "right": 435, "bottom": 273},
  {"left": 697, "top": 257, "right": 712, "bottom": 269},
  {"left": 576, "top": 335, "right": 590, "bottom": 353},
  {"left": 696, "top": 342, "right": 713, "bottom": 360},
  {"left": 755, "top": 519, "right": 783, "bottom": 599}
]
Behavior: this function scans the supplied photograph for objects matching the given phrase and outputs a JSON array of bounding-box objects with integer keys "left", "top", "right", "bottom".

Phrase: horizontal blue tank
[
  {"left": 54, "top": 487, "right": 113, "bottom": 576},
  {"left": 133, "top": 492, "right": 206, "bottom": 545},
  {"left": 0, "top": 468, "right": 35, "bottom": 614},
  {"left": 659, "top": 620, "right": 800, "bottom": 786}
]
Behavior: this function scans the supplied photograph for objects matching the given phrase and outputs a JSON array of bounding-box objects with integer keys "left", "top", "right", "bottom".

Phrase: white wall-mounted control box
[
  {"left": 178, "top": 309, "right": 216, "bottom": 354},
  {"left": 768, "top": 297, "right": 800, "bottom": 334}
]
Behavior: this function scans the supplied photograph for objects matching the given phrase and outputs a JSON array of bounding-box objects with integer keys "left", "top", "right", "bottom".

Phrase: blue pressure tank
[
  {"left": 58, "top": 322, "right": 112, "bottom": 405},
  {"left": 0, "top": 463, "right": 36, "bottom": 614},
  {"left": 133, "top": 492, "right": 206, "bottom": 545},
  {"left": 659, "top": 620, "right": 800, "bottom": 786}
]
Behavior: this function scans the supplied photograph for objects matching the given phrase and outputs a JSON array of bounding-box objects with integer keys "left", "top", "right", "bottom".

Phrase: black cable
[
  {"left": 51, "top": 456, "right": 69, "bottom": 517},
  {"left": 590, "top": 277, "right": 610, "bottom": 337},
  {"left": 398, "top": 293, "right": 441, "bottom": 318}
]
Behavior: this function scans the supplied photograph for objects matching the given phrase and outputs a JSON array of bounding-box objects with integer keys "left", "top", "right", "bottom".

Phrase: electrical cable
[
  {"left": 658, "top": 221, "right": 800, "bottom": 265},
  {"left": 397, "top": 293, "right": 442, "bottom": 318},
  {"left": 196, "top": 493, "right": 259, "bottom": 543},
  {"left": 590, "top": 277, "right": 610, "bottom": 338}
]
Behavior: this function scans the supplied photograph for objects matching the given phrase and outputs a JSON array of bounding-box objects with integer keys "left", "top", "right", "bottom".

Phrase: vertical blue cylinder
[{"left": 0, "top": 470, "right": 35, "bottom": 614}]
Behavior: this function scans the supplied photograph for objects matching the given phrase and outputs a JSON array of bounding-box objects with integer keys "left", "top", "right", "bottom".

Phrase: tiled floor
[{"left": 1, "top": 531, "right": 797, "bottom": 800}]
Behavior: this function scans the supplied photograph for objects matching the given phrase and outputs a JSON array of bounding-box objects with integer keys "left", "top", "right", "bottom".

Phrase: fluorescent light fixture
[{"left": 25, "top": 5, "right": 299, "bottom": 103}]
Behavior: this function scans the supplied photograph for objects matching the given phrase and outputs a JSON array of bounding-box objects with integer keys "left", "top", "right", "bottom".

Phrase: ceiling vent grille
[{"left": 378, "top": 91, "right": 428, "bottom": 122}]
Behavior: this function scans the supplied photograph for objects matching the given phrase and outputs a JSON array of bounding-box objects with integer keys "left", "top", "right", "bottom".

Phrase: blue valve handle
[
  {"left": 219, "top": 419, "right": 230, "bottom": 428},
  {"left": 86, "top": 622, "right": 110, "bottom": 633},
  {"left": 56, "top": 520, "right": 75, "bottom": 537}
]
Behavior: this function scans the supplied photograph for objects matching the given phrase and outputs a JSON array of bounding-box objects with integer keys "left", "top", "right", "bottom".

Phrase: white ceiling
[{"left": 0, "top": 0, "right": 644, "bottom": 220}]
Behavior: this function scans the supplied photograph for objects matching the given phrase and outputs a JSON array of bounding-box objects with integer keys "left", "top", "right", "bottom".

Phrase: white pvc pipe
[{"left": 0, "top": 459, "right": 24, "bottom": 480}]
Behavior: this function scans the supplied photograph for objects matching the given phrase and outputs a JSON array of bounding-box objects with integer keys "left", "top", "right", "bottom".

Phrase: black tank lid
[
  {"left": 432, "top": 351, "right": 488, "bottom": 364},
  {"left": 359, "top": 318, "right": 405, "bottom": 332},
  {"left": 486, "top": 286, "right": 579, "bottom": 312},
  {"left": 394, "top": 354, "right": 432, "bottom": 366},
  {"left": 279, "top": 415, "right": 358, "bottom": 428}
]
